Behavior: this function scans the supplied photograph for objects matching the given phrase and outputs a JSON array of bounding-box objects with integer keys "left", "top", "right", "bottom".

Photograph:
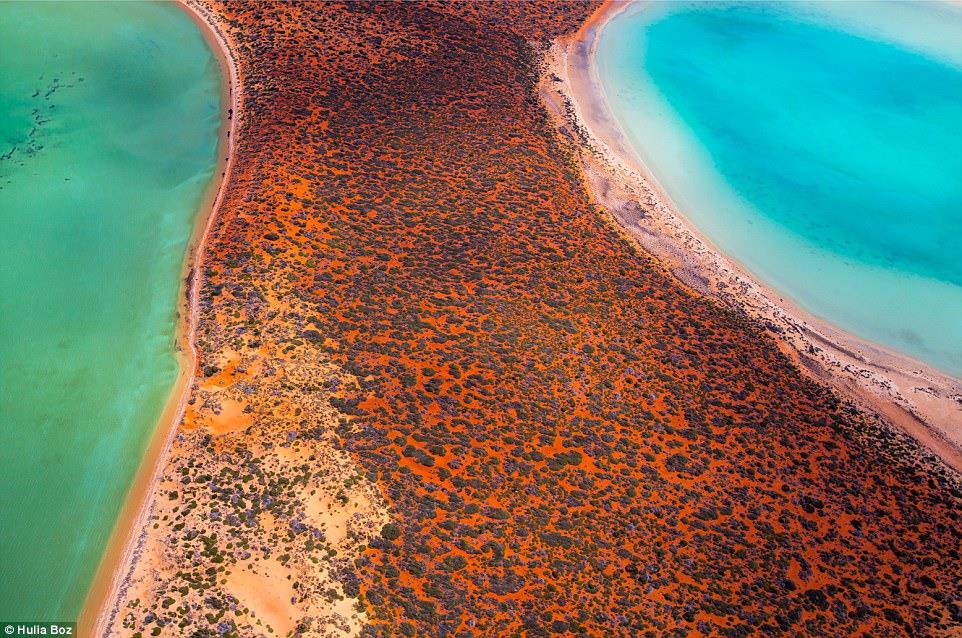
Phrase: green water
[
  {"left": 0, "top": 2, "right": 221, "bottom": 620},
  {"left": 597, "top": 2, "right": 962, "bottom": 376}
]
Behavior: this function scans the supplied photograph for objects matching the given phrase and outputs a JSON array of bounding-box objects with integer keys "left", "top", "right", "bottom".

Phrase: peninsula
[{"left": 84, "top": 2, "right": 962, "bottom": 636}]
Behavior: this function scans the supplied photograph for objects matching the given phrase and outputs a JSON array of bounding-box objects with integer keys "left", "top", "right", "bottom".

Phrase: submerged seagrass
[
  {"left": 596, "top": 1, "right": 962, "bottom": 376},
  {"left": 0, "top": 1, "right": 221, "bottom": 620}
]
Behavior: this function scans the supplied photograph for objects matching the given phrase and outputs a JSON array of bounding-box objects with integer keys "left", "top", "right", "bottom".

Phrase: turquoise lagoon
[
  {"left": 596, "top": 1, "right": 962, "bottom": 376},
  {"left": 0, "top": 2, "right": 221, "bottom": 620}
]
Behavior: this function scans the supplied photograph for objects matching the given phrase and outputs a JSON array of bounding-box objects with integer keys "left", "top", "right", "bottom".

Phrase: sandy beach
[
  {"left": 77, "top": 1, "right": 242, "bottom": 635},
  {"left": 541, "top": 0, "right": 962, "bottom": 474}
]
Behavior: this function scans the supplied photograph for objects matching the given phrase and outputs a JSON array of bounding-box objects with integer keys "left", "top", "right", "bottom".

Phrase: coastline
[
  {"left": 542, "top": 0, "right": 962, "bottom": 473},
  {"left": 77, "top": 1, "right": 241, "bottom": 635},
  {"left": 76, "top": 2, "right": 962, "bottom": 634}
]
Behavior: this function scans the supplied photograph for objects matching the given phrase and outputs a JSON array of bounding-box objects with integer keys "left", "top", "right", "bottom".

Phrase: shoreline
[
  {"left": 542, "top": 0, "right": 962, "bottom": 473},
  {"left": 77, "top": 1, "right": 241, "bottom": 635}
]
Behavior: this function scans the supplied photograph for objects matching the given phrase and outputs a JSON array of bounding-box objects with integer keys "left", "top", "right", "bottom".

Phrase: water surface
[
  {"left": 0, "top": 1, "right": 221, "bottom": 620},
  {"left": 596, "top": 1, "right": 962, "bottom": 376}
]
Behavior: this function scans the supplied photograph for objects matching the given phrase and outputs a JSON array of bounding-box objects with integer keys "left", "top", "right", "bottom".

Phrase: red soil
[{"left": 135, "top": 2, "right": 962, "bottom": 636}]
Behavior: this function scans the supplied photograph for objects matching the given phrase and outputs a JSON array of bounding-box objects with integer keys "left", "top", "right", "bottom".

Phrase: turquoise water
[
  {"left": 0, "top": 2, "right": 221, "bottom": 621},
  {"left": 596, "top": 1, "right": 962, "bottom": 376}
]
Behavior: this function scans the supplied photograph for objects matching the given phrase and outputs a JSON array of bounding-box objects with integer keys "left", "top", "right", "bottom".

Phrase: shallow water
[
  {"left": 596, "top": 1, "right": 962, "bottom": 376},
  {"left": 0, "top": 1, "right": 220, "bottom": 620}
]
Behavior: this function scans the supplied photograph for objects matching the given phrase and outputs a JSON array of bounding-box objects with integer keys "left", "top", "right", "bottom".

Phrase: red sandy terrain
[{"left": 107, "top": 2, "right": 962, "bottom": 637}]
